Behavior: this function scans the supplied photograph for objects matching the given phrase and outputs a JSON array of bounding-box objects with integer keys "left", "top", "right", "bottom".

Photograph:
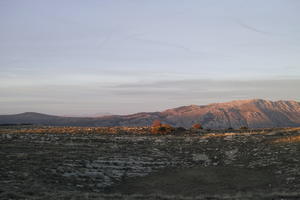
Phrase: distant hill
[{"left": 1, "top": 99, "right": 300, "bottom": 129}]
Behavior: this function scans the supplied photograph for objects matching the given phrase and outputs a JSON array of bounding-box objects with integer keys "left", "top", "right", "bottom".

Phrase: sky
[{"left": 0, "top": 0, "right": 300, "bottom": 115}]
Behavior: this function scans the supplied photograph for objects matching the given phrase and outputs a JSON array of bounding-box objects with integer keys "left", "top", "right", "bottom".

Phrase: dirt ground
[{"left": 1, "top": 126, "right": 300, "bottom": 199}]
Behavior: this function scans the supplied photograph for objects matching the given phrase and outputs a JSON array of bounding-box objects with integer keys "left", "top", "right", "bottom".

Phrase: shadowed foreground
[{"left": 1, "top": 127, "right": 300, "bottom": 199}]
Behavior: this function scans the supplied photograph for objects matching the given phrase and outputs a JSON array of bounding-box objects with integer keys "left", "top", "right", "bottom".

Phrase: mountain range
[{"left": 1, "top": 99, "right": 300, "bottom": 129}]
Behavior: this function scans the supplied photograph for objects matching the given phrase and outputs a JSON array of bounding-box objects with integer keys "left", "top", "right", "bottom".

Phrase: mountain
[
  {"left": 1, "top": 99, "right": 300, "bottom": 129},
  {"left": 160, "top": 99, "right": 300, "bottom": 129}
]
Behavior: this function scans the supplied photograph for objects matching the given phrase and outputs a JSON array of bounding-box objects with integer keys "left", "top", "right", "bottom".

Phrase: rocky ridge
[{"left": 1, "top": 99, "right": 300, "bottom": 129}]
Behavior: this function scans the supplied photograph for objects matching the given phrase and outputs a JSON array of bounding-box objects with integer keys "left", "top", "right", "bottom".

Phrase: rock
[{"left": 192, "top": 153, "right": 211, "bottom": 166}]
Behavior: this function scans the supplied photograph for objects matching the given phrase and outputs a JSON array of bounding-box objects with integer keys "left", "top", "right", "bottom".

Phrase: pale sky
[{"left": 0, "top": 0, "right": 300, "bottom": 115}]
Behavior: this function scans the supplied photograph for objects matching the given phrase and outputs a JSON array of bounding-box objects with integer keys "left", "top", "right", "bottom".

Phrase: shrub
[
  {"left": 176, "top": 127, "right": 186, "bottom": 132},
  {"left": 151, "top": 124, "right": 174, "bottom": 134},
  {"left": 158, "top": 126, "right": 167, "bottom": 132},
  {"left": 227, "top": 127, "right": 234, "bottom": 131},
  {"left": 240, "top": 126, "right": 248, "bottom": 130},
  {"left": 152, "top": 120, "right": 162, "bottom": 127},
  {"left": 192, "top": 123, "right": 203, "bottom": 129}
]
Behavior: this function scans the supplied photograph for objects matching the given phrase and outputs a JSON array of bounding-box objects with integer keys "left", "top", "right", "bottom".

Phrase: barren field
[{"left": 1, "top": 126, "right": 300, "bottom": 199}]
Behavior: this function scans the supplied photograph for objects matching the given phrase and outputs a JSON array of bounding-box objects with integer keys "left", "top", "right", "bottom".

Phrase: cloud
[
  {"left": 109, "top": 79, "right": 300, "bottom": 101},
  {"left": 234, "top": 19, "right": 272, "bottom": 36},
  {"left": 0, "top": 78, "right": 299, "bottom": 115}
]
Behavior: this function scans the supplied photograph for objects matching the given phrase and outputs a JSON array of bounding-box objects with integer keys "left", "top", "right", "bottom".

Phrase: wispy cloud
[
  {"left": 2, "top": 78, "right": 299, "bottom": 115},
  {"left": 234, "top": 19, "right": 272, "bottom": 36},
  {"left": 120, "top": 32, "right": 196, "bottom": 54}
]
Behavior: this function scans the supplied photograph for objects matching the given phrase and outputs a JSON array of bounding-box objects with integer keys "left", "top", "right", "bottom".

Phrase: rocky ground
[{"left": 0, "top": 126, "right": 300, "bottom": 199}]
